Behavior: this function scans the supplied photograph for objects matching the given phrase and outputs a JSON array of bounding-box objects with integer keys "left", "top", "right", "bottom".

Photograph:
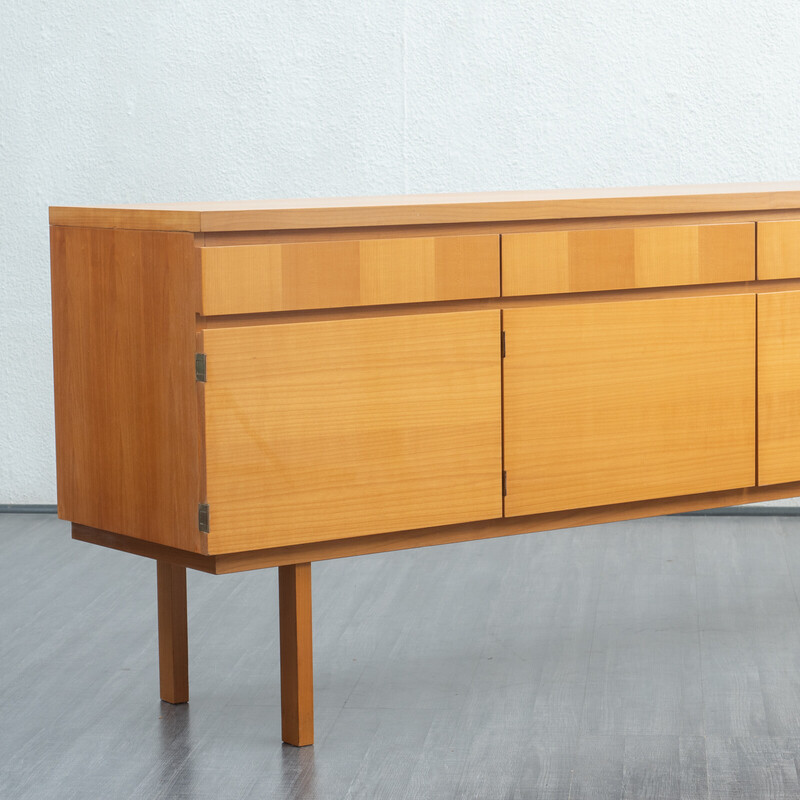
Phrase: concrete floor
[{"left": 4, "top": 512, "right": 800, "bottom": 798}]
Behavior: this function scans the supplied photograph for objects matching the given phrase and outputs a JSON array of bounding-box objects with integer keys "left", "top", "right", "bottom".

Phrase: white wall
[{"left": 3, "top": 1, "right": 800, "bottom": 502}]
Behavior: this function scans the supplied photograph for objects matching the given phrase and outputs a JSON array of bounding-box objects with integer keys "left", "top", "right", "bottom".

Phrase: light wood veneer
[
  {"left": 504, "top": 295, "right": 755, "bottom": 516},
  {"left": 757, "top": 220, "right": 800, "bottom": 279},
  {"left": 50, "top": 226, "right": 202, "bottom": 552},
  {"left": 49, "top": 183, "right": 800, "bottom": 748},
  {"left": 502, "top": 223, "right": 754, "bottom": 295},
  {"left": 200, "top": 234, "right": 499, "bottom": 314},
  {"left": 201, "top": 311, "right": 502, "bottom": 553},
  {"left": 758, "top": 290, "right": 800, "bottom": 484},
  {"left": 48, "top": 181, "right": 800, "bottom": 231}
]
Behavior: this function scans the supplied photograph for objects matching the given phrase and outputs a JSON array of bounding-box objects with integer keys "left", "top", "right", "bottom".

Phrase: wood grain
[
  {"left": 157, "top": 561, "right": 189, "bottom": 704},
  {"left": 279, "top": 563, "right": 314, "bottom": 746},
  {"left": 199, "top": 234, "right": 499, "bottom": 314},
  {"left": 201, "top": 311, "right": 502, "bottom": 553},
  {"left": 757, "top": 220, "right": 800, "bottom": 279},
  {"left": 71, "top": 477, "right": 800, "bottom": 575},
  {"left": 199, "top": 276, "right": 800, "bottom": 331},
  {"left": 504, "top": 295, "right": 756, "bottom": 517},
  {"left": 757, "top": 291, "right": 800, "bottom": 485},
  {"left": 502, "top": 223, "right": 755, "bottom": 296},
  {"left": 47, "top": 181, "right": 800, "bottom": 231},
  {"left": 72, "top": 524, "right": 218, "bottom": 572},
  {"left": 50, "top": 226, "right": 204, "bottom": 553},
  {"left": 198, "top": 208, "right": 800, "bottom": 248}
]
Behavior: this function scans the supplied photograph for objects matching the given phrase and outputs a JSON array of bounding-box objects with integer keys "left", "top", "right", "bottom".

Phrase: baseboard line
[
  {"left": 679, "top": 506, "right": 800, "bottom": 517},
  {"left": 0, "top": 504, "right": 58, "bottom": 514}
]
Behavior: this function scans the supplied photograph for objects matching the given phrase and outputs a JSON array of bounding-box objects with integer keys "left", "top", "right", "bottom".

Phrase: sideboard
[{"left": 50, "top": 182, "right": 800, "bottom": 746}]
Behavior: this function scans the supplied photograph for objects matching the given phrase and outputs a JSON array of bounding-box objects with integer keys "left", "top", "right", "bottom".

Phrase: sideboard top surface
[{"left": 49, "top": 181, "right": 800, "bottom": 233}]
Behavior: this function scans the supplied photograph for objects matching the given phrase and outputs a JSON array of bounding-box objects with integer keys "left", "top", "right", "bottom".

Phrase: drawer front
[
  {"left": 757, "top": 220, "right": 800, "bottom": 279},
  {"left": 201, "top": 311, "right": 502, "bottom": 553},
  {"left": 200, "top": 234, "right": 499, "bottom": 314},
  {"left": 502, "top": 223, "right": 754, "bottom": 296}
]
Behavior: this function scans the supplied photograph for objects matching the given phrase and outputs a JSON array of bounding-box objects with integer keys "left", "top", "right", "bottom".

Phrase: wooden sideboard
[{"left": 50, "top": 182, "right": 800, "bottom": 747}]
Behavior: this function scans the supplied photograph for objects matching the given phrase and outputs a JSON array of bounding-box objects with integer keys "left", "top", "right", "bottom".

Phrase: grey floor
[{"left": 6, "top": 515, "right": 800, "bottom": 799}]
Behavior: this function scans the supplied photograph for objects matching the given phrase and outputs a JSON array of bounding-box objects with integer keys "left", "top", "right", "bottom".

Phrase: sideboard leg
[
  {"left": 279, "top": 562, "right": 314, "bottom": 746},
  {"left": 157, "top": 561, "right": 189, "bottom": 704}
]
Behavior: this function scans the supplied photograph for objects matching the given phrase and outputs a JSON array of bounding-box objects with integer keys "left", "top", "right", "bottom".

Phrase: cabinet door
[
  {"left": 503, "top": 295, "right": 755, "bottom": 517},
  {"left": 758, "top": 291, "right": 800, "bottom": 485},
  {"left": 202, "top": 311, "right": 502, "bottom": 553}
]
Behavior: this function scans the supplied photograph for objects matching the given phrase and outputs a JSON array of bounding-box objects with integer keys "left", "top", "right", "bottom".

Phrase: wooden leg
[
  {"left": 157, "top": 561, "right": 189, "bottom": 704},
  {"left": 279, "top": 562, "right": 314, "bottom": 746}
]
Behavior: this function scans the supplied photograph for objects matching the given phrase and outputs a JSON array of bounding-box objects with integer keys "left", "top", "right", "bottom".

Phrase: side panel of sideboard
[{"left": 50, "top": 226, "right": 205, "bottom": 553}]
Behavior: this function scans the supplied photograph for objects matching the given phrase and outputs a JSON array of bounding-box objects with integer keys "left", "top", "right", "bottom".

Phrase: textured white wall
[{"left": 2, "top": 1, "right": 800, "bottom": 502}]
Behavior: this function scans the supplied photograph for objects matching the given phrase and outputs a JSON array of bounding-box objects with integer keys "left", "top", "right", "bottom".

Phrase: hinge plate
[
  {"left": 195, "top": 353, "right": 207, "bottom": 382},
  {"left": 198, "top": 503, "right": 210, "bottom": 533}
]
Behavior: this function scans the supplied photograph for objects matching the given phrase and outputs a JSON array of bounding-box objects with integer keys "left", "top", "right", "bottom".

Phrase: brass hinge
[
  {"left": 501, "top": 330, "right": 506, "bottom": 358},
  {"left": 195, "top": 353, "right": 207, "bottom": 382},
  {"left": 198, "top": 503, "right": 210, "bottom": 533},
  {"left": 502, "top": 470, "right": 507, "bottom": 497}
]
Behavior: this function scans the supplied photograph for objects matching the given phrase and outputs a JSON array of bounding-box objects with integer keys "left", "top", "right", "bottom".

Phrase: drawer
[
  {"left": 200, "top": 234, "right": 499, "bottom": 314},
  {"left": 757, "top": 220, "right": 800, "bottom": 279},
  {"left": 502, "top": 223, "right": 754, "bottom": 295}
]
